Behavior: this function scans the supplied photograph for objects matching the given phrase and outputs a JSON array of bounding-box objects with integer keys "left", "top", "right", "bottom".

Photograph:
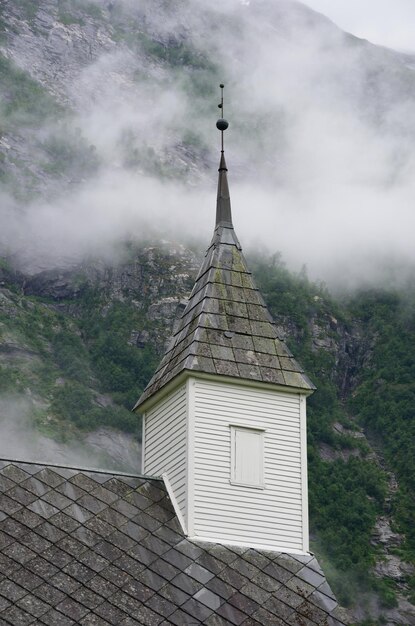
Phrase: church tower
[{"left": 134, "top": 86, "right": 315, "bottom": 554}]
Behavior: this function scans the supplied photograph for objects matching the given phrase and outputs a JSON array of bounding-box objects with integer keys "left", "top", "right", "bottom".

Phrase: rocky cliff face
[
  {"left": 1, "top": 0, "right": 214, "bottom": 206},
  {"left": 0, "top": 241, "right": 200, "bottom": 471},
  {"left": 3, "top": 0, "right": 415, "bottom": 276}
]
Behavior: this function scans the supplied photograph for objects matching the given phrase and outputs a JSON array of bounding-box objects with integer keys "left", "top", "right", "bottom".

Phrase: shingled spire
[
  {"left": 216, "top": 152, "right": 232, "bottom": 227},
  {"left": 135, "top": 88, "right": 314, "bottom": 410},
  {"left": 136, "top": 86, "right": 315, "bottom": 554}
]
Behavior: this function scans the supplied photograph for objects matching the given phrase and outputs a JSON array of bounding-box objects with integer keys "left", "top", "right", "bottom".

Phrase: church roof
[
  {"left": 136, "top": 153, "right": 314, "bottom": 409},
  {"left": 0, "top": 458, "right": 347, "bottom": 625}
]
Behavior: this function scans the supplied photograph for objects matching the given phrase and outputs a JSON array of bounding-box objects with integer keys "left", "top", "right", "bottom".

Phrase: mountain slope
[
  {"left": 2, "top": 0, "right": 415, "bottom": 276},
  {"left": 2, "top": 244, "right": 415, "bottom": 624}
]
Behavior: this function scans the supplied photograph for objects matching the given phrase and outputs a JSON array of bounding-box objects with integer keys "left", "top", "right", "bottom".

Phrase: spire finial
[
  {"left": 216, "top": 83, "right": 229, "bottom": 153},
  {"left": 215, "top": 84, "right": 232, "bottom": 228}
]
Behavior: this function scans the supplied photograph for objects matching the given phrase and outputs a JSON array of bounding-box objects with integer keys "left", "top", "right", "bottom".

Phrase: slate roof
[
  {"left": 136, "top": 154, "right": 314, "bottom": 408},
  {"left": 0, "top": 458, "right": 347, "bottom": 626}
]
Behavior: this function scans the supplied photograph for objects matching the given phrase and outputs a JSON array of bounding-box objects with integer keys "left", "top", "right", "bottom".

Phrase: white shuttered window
[{"left": 230, "top": 426, "right": 264, "bottom": 488}]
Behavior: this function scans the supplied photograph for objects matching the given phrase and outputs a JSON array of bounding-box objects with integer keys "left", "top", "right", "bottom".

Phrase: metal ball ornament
[{"left": 216, "top": 118, "right": 229, "bottom": 131}]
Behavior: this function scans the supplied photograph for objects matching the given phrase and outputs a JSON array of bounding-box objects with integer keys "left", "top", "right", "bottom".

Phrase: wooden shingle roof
[
  {"left": 0, "top": 459, "right": 347, "bottom": 625},
  {"left": 136, "top": 154, "right": 314, "bottom": 409}
]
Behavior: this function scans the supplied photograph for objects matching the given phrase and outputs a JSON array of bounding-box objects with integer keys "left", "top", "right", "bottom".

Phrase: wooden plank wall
[
  {"left": 144, "top": 384, "right": 187, "bottom": 521},
  {"left": 192, "top": 379, "right": 305, "bottom": 552}
]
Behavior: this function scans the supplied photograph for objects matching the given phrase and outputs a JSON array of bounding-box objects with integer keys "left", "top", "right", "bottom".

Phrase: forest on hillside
[{"left": 1, "top": 250, "right": 415, "bottom": 622}]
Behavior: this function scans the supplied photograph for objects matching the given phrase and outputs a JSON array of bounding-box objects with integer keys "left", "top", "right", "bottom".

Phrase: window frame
[{"left": 229, "top": 424, "right": 265, "bottom": 490}]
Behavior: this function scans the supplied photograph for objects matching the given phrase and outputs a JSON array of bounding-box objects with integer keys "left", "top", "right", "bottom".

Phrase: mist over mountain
[{"left": 2, "top": 0, "right": 415, "bottom": 284}]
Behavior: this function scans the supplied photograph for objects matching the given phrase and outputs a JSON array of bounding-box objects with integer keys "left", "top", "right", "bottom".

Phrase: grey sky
[{"left": 300, "top": 0, "right": 415, "bottom": 52}]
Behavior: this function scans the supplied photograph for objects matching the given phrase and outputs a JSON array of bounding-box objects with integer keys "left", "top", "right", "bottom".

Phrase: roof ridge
[{"left": 0, "top": 457, "right": 161, "bottom": 480}]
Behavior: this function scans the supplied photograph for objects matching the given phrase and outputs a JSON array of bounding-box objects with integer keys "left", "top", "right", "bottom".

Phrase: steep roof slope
[
  {"left": 136, "top": 154, "right": 314, "bottom": 408},
  {"left": 0, "top": 459, "right": 347, "bottom": 625}
]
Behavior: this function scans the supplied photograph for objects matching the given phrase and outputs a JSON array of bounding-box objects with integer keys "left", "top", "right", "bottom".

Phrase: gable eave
[{"left": 134, "top": 367, "right": 315, "bottom": 414}]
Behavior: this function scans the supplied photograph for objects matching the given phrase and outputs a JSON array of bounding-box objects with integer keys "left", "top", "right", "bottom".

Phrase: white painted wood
[
  {"left": 144, "top": 383, "right": 187, "bottom": 521},
  {"left": 191, "top": 536, "right": 307, "bottom": 555},
  {"left": 186, "top": 378, "right": 195, "bottom": 537},
  {"left": 143, "top": 373, "right": 309, "bottom": 554},
  {"left": 162, "top": 473, "right": 187, "bottom": 534},
  {"left": 230, "top": 426, "right": 264, "bottom": 488},
  {"left": 300, "top": 394, "right": 309, "bottom": 553},
  {"left": 191, "top": 377, "right": 309, "bottom": 553},
  {"left": 136, "top": 369, "right": 312, "bottom": 414},
  {"left": 141, "top": 411, "right": 146, "bottom": 475}
]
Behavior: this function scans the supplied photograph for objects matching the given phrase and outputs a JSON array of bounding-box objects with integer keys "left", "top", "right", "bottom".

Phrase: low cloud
[
  {"left": 299, "top": 0, "right": 415, "bottom": 53},
  {"left": 2, "top": 0, "right": 415, "bottom": 287},
  {"left": 0, "top": 395, "right": 141, "bottom": 472}
]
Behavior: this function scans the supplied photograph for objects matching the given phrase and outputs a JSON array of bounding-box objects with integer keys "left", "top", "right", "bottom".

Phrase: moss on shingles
[{"left": 1, "top": 243, "right": 413, "bottom": 608}]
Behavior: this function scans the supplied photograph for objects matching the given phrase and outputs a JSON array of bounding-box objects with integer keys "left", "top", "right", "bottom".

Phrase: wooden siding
[
  {"left": 191, "top": 378, "right": 306, "bottom": 552},
  {"left": 144, "top": 384, "right": 187, "bottom": 521}
]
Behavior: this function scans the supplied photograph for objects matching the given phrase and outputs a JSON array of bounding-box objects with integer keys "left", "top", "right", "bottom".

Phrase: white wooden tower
[{"left": 134, "top": 88, "right": 315, "bottom": 554}]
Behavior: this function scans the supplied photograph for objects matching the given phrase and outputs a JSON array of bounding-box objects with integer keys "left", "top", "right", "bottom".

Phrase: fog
[
  {"left": 300, "top": 0, "right": 415, "bottom": 52},
  {"left": 0, "top": 396, "right": 141, "bottom": 472},
  {"left": 2, "top": 0, "right": 415, "bottom": 287}
]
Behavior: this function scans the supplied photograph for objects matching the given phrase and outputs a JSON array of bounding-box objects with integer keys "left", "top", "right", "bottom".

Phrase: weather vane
[{"left": 216, "top": 83, "right": 229, "bottom": 152}]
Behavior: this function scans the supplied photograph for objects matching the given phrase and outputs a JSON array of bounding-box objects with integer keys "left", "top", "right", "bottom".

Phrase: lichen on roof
[
  {"left": 135, "top": 153, "right": 314, "bottom": 409},
  {"left": 0, "top": 459, "right": 347, "bottom": 625}
]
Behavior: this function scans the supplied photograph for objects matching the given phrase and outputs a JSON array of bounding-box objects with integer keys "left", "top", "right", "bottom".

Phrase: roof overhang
[{"left": 134, "top": 368, "right": 315, "bottom": 414}]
